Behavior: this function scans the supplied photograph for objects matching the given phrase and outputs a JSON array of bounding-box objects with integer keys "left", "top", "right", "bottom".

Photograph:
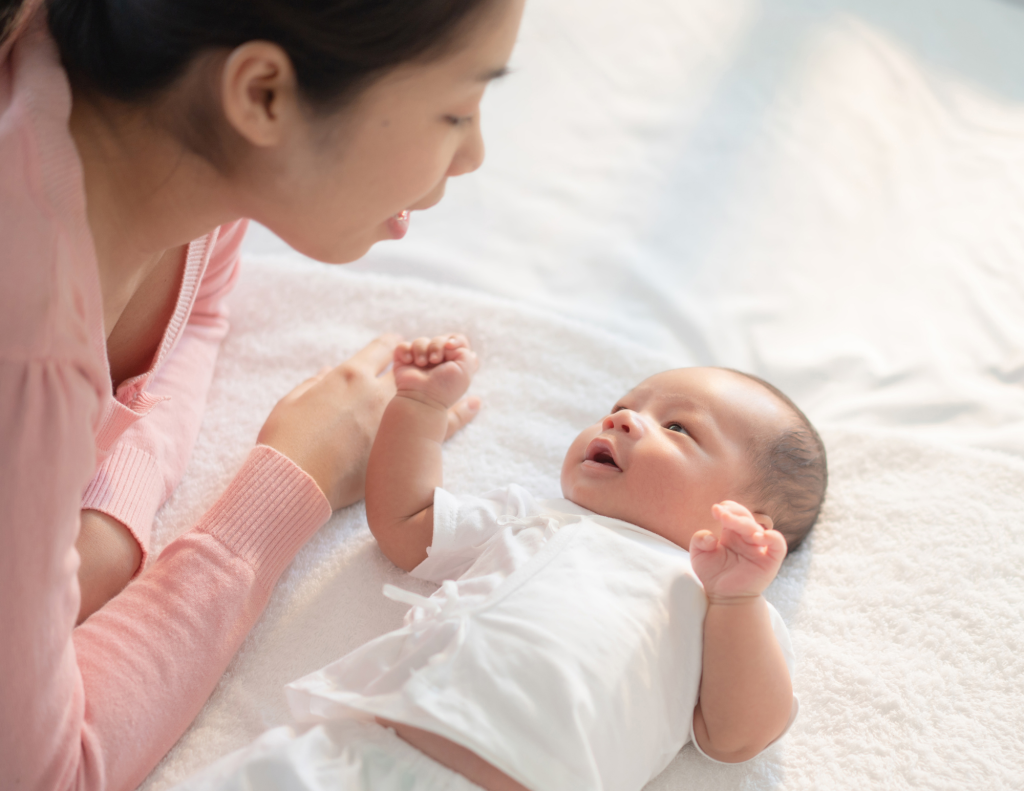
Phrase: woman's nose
[
  {"left": 602, "top": 410, "right": 644, "bottom": 437},
  {"left": 448, "top": 121, "right": 486, "bottom": 178}
]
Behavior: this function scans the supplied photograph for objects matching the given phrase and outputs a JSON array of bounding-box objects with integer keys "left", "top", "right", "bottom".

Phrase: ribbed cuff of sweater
[
  {"left": 81, "top": 444, "right": 166, "bottom": 573},
  {"left": 196, "top": 445, "right": 333, "bottom": 587}
]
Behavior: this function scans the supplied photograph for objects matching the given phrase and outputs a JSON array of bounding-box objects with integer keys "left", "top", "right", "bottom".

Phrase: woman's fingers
[
  {"left": 349, "top": 334, "right": 403, "bottom": 375},
  {"left": 281, "top": 366, "right": 331, "bottom": 403},
  {"left": 258, "top": 336, "right": 406, "bottom": 511},
  {"left": 377, "top": 367, "right": 398, "bottom": 401},
  {"left": 445, "top": 396, "right": 481, "bottom": 440}
]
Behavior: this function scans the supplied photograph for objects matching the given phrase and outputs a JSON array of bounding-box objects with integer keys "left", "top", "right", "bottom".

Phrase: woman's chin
[
  {"left": 279, "top": 232, "right": 379, "bottom": 265},
  {"left": 269, "top": 214, "right": 415, "bottom": 263}
]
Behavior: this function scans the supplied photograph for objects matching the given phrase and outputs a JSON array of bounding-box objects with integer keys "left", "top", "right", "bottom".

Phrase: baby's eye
[
  {"left": 612, "top": 405, "right": 627, "bottom": 413},
  {"left": 446, "top": 114, "right": 473, "bottom": 127},
  {"left": 666, "top": 422, "right": 689, "bottom": 435}
]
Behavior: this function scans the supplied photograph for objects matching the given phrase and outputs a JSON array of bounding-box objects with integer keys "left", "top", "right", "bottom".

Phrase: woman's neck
[{"left": 68, "top": 88, "right": 239, "bottom": 338}]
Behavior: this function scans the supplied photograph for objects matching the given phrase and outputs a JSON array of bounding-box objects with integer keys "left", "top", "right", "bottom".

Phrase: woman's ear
[
  {"left": 220, "top": 41, "right": 300, "bottom": 147},
  {"left": 753, "top": 512, "right": 774, "bottom": 531}
]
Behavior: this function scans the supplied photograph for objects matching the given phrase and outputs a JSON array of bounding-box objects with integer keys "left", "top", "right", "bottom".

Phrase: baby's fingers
[
  {"left": 394, "top": 341, "right": 414, "bottom": 366},
  {"left": 690, "top": 530, "right": 720, "bottom": 555},
  {"left": 762, "top": 528, "right": 788, "bottom": 562},
  {"left": 689, "top": 530, "right": 729, "bottom": 581},
  {"left": 410, "top": 336, "right": 434, "bottom": 366},
  {"left": 428, "top": 334, "right": 464, "bottom": 364},
  {"left": 712, "top": 502, "right": 764, "bottom": 543}
]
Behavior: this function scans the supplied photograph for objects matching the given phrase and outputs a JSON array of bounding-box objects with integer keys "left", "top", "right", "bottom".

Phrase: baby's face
[{"left": 560, "top": 368, "right": 792, "bottom": 550}]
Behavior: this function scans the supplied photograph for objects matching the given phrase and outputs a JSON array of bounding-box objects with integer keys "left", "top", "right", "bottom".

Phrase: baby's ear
[{"left": 753, "top": 512, "right": 774, "bottom": 531}]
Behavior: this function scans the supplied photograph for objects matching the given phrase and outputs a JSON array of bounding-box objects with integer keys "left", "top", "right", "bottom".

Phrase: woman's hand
[
  {"left": 257, "top": 334, "right": 479, "bottom": 511},
  {"left": 257, "top": 335, "right": 400, "bottom": 510}
]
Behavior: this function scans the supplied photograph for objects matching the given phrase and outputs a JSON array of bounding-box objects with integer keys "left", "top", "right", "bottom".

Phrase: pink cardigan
[{"left": 0, "top": 6, "right": 332, "bottom": 791}]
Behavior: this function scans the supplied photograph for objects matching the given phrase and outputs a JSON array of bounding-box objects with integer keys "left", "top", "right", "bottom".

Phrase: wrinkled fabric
[{"left": 286, "top": 486, "right": 795, "bottom": 791}]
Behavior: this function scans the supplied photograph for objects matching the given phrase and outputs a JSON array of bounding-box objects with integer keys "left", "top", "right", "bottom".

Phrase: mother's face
[{"left": 227, "top": 0, "right": 526, "bottom": 264}]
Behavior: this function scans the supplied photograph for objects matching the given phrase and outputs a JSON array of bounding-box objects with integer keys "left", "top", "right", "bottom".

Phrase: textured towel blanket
[{"left": 141, "top": 259, "right": 1024, "bottom": 791}]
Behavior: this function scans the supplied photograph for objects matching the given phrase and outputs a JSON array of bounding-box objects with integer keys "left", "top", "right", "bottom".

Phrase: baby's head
[{"left": 560, "top": 368, "right": 827, "bottom": 553}]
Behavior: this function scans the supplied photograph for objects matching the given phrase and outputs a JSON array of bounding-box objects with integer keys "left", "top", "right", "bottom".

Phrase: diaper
[{"left": 172, "top": 719, "right": 485, "bottom": 791}]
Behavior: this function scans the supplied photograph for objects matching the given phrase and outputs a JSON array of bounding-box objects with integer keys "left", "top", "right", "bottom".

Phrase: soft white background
[
  {"left": 148, "top": 0, "right": 1024, "bottom": 788},
  {"left": 247, "top": 0, "right": 1024, "bottom": 456}
]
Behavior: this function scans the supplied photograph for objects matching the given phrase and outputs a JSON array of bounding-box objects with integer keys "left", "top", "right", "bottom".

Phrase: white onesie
[{"left": 287, "top": 485, "right": 797, "bottom": 791}]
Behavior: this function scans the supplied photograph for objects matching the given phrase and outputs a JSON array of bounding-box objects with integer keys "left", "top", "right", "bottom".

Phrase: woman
[{"left": 0, "top": 0, "right": 525, "bottom": 788}]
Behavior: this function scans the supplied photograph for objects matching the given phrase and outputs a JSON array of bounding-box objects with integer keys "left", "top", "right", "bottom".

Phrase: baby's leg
[{"left": 172, "top": 719, "right": 487, "bottom": 791}]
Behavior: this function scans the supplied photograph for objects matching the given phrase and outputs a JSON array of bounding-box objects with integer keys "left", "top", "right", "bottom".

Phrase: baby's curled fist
[{"left": 394, "top": 334, "right": 480, "bottom": 413}]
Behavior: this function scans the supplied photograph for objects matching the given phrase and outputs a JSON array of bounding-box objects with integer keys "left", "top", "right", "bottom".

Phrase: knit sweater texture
[{"left": 0, "top": 5, "right": 332, "bottom": 789}]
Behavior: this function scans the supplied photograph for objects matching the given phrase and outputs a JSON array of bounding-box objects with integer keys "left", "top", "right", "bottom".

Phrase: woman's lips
[{"left": 386, "top": 210, "right": 410, "bottom": 240}]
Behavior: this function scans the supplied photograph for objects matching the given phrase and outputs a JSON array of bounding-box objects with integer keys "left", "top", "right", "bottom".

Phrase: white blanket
[
  {"left": 143, "top": 0, "right": 1024, "bottom": 787},
  {"left": 142, "top": 262, "right": 1024, "bottom": 790}
]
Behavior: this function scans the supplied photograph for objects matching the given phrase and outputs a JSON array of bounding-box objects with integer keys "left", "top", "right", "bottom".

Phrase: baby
[{"left": 181, "top": 334, "right": 826, "bottom": 791}]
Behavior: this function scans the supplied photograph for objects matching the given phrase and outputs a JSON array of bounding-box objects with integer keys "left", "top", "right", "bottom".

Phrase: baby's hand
[
  {"left": 690, "top": 501, "right": 787, "bottom": 604},
  {"left": 394, "top": 334, "right": 479, "bottom": 411}
]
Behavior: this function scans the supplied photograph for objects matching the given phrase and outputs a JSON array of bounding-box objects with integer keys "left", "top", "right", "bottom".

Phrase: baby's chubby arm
[
  {"left": 689, "top": 501, "right": 794, "bottom": 763},
  {"left": 365, "top": 335, "right": 480, "bottom": 572}
]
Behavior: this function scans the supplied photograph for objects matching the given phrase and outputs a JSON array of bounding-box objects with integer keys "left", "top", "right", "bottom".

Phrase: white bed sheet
[{"left": 248, "top": 0, "right": 1024, "bottom": 456}]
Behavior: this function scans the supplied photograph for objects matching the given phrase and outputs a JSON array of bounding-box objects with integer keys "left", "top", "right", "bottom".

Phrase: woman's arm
[
  {"left": 365, "top": 335, "right": 479, "bottom": 572},
  {"left": 0, "top": 355, "right": 331, "bottom": 791},
  {"left": 1, "top": 331, "right": 413, "bottom": 791},
  {"left": 77, "top": 222, "right": 246, "bottom": 620}
]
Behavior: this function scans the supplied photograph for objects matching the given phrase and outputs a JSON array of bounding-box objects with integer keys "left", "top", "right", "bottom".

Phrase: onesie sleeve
[
  {"left": 80, "top": 220, "right": 247, "bottom": 567},
  {"left": 689, "top": 600, "right": 800, "bottom": 764},
  {"left": 410, "top": 484, "right": 542, "bottom": 583}
]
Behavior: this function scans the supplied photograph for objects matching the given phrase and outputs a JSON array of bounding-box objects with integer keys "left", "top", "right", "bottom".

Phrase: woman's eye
[
  {"left": 446, "top": 115, "right": 473, "bottom": 127},
  {"left": 666, "top": 422, "right": 689, "bottom": 434}
]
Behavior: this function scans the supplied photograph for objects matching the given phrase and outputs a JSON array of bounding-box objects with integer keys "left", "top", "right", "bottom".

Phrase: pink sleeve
[
  {"left": 1, "top": 17, "right": 334, "bottom": 789},
  {"left": 80, "top": 220, "right": 248, "bottom": 566},
  {"left": 0, "top": 352, "right": 331, "bottom": 791}
]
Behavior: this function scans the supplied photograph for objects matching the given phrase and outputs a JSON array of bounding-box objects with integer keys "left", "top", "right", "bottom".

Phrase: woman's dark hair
[
  {"left": 46, "top": 0, "right": 499, "bottom": 107},
  {"left": 1, "top": 0, "right": 25, "bottom": 44}
]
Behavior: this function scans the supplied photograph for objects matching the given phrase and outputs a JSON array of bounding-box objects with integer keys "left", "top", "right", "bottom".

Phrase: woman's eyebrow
[{"left": 476, "top": 65, "right": 511, "bottom": 82}]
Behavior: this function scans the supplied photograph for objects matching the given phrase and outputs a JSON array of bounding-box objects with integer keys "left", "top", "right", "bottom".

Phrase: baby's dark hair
[{"left": 729, "top": 371, "right": 827, "bottom": 553}]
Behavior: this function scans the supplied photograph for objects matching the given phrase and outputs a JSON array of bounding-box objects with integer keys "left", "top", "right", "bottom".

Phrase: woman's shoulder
[{"left": 0, "top": 1, "right": 104, "bottom": 376}]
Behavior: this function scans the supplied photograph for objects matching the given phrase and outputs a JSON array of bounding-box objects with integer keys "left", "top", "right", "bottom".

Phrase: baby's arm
[
  {"left": 365, "top": 335, "right": 479, "bottom": 571},
  {"left": 689, "top": 501, "right": 794, "bottom": 763}
]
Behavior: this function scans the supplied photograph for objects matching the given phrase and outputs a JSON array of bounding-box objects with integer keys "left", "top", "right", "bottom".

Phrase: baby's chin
[{"left": 560, "top": 484, "right": 697, "bottom": 550}]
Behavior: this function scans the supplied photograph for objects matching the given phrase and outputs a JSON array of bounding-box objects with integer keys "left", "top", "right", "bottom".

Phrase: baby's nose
[{"left": 603, "top": 410, "right": 645, "bottom": 437}]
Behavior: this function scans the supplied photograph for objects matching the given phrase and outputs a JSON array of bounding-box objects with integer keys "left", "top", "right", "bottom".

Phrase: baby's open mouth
[{"left": 585, "top": 441, "right": 621, "bottom": 471}]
